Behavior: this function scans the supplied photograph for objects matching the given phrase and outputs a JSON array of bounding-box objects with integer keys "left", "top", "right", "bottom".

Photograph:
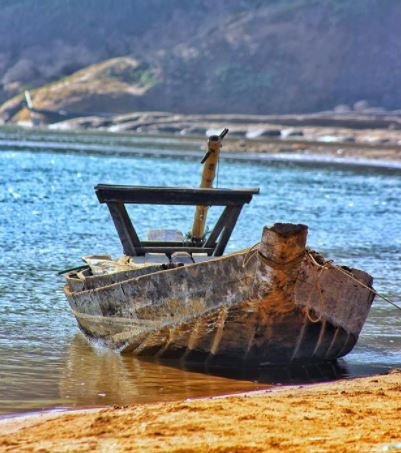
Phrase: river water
[{"left": 1, "top": 129, "right": 401, "bottom": 416}]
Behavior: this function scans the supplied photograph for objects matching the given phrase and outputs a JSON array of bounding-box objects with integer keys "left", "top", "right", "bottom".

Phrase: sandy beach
[{"left": 0, "top": 370, "right": 400, "bottom": 452}]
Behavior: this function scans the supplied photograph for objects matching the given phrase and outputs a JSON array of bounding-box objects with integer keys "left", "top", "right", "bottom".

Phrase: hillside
[{"left": 1, "top": 0, "right": 401, "bottom": 119}]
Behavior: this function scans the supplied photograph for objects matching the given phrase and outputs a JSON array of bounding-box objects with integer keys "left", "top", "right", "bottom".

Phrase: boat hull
[{"left": 64, "top": 224, "right": 375, "bottom": 364}]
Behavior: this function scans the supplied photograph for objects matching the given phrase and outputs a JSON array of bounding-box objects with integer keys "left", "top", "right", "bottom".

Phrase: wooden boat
[{"left": 62, "top": 132, "right": 375, "bottom": 364}]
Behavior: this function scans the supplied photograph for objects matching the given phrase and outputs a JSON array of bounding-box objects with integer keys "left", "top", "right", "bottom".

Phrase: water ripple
[{"left": 1, "top": 140, "right": 401, "bottom": 415}]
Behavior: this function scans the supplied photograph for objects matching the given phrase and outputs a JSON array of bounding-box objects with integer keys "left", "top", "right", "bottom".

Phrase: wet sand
[{"left": 1, "top": 370, "right": 400, "bottom": 452}]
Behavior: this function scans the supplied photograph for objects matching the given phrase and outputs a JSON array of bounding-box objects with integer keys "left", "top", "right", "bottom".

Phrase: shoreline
[
  {"left": 1, "top": 370, "right": 400, "bottom": 451},
  {"left": 1, "top": 123, "right": 401, "bottom": 450},
  {"left": 1, "top": 125, "right": 401, "bottom": 174}
]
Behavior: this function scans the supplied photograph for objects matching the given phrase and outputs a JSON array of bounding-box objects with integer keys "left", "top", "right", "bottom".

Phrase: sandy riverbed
[{"left": 1, "top": 370, "right": 400, "bottom": 452}]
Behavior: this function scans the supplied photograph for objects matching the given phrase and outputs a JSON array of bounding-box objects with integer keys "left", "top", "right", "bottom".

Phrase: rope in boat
[
  {"left": 306, "top": 249, "right": 401, "bottom": 313},
  {"left": 242, "top": 243, "right": 260, "bottom": 268},
  {"left": 241, "top": 242, "right": 401, "bottom": 314}
]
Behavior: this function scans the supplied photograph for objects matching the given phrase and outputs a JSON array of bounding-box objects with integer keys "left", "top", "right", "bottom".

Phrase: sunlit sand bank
[{"left": 1, "top": 370, "right": 400, "bottom": 452}]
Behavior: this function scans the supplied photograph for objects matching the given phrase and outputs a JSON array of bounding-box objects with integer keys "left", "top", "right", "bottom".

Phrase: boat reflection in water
[
  {"left": 60, "top": 335, "right": 262, "bottom": 409},
  {"left": 60, "top": 335, "right": 353, "bottom": 410},
  {"left": 175, "top": 355, "right": 350, "bottom": 386}
]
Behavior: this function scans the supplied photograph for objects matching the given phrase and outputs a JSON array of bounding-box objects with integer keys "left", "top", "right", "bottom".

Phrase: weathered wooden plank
[
  {"left": 107, "top": 202, "right": 141, "bottom": 256},
  {"left": 135, "top": 246, "right": 215, "bottom": 255},
  {"left": 204, "top": 206, "right": 232, "bottom": 248},
  {"left": 96, "top": 184, "right": 259, "bottom": 206},
  {"left": 191, "top": 133, "right": 223, "bottom": 240},
  {"left": 140, "top": 241, "right": 210, "bottom": 248},
  {"left": 213, "top": 206, "right": 243, "bottom": 256}
]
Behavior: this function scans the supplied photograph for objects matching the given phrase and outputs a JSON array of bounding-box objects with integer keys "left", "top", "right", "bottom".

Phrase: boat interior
[{"left": 64, "top": 184, "right": 260, "bottom": 290}]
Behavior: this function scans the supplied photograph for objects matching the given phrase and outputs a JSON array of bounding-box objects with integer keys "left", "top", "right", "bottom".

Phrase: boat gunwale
[{"left": 64, "top": 246, "right": 256, "bottom": 297}]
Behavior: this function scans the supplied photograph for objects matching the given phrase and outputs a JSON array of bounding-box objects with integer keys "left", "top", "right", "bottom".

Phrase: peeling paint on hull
[{"left": 64, "top": 224, "right": 375, "bottom": 364}]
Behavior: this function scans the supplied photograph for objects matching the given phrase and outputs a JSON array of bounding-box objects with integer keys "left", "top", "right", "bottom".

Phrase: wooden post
[
  {"left": 191, "top": 129, "right": 228, "bottom": 242},
  {"left": 259, "top": 223, "right": 308, "bottom": 263}
]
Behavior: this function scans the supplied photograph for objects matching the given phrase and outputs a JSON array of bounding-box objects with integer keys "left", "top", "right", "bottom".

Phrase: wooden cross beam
[{"left": 95, "top": 185, "right": 259, "bottom": 257}]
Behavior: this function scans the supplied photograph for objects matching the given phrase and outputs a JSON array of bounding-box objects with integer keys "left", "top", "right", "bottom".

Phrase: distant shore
[
  {"left": 1, "top": 370, "right": 400, "bottom": 452},
  {"left": 1, "top": 120, "right": 401, "bottom": 174}
]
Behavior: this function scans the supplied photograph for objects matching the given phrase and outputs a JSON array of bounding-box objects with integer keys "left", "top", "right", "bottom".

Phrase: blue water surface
[{"left": 1, "top": 140, "right": 401, "bottom": 415}]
